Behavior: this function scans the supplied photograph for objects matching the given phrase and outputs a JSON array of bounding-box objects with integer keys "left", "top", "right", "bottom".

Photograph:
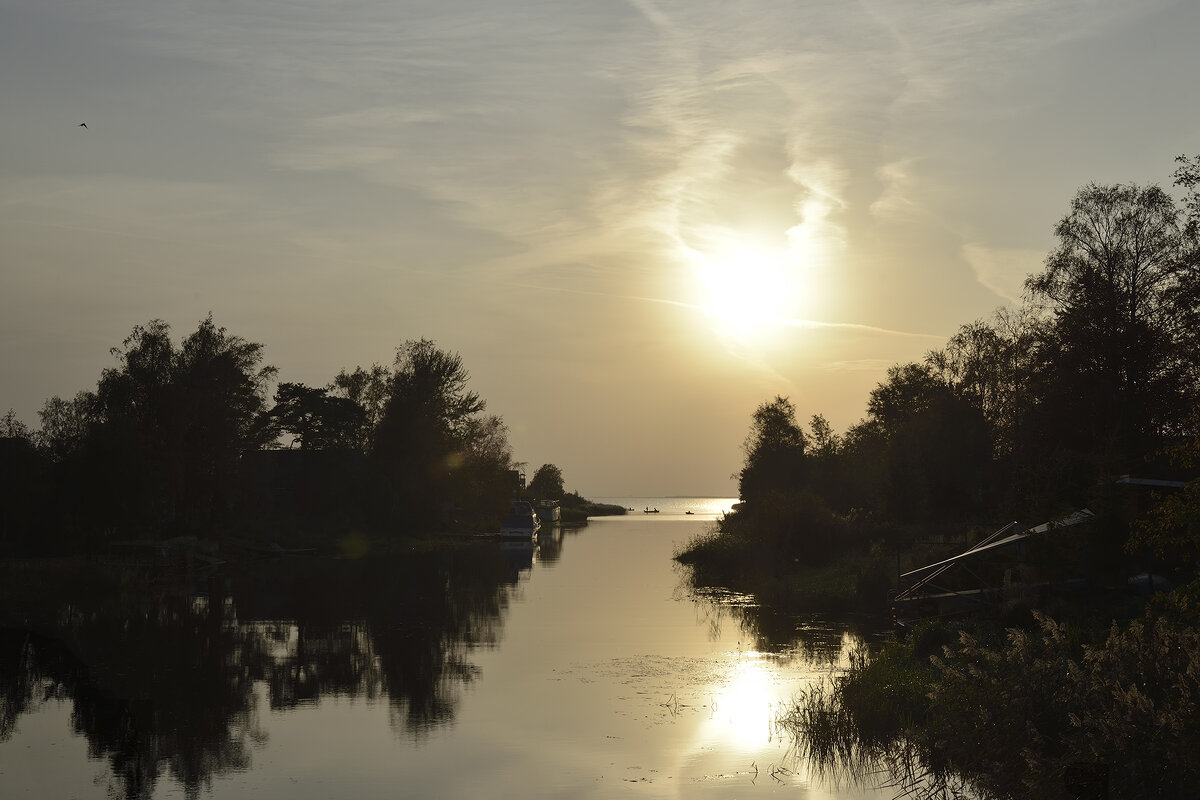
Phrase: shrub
[{"left": 787, "top": 589, "right": 1200, "bottom": 799}]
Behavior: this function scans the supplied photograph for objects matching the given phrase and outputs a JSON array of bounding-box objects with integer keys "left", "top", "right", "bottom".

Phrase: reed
[{"left": 783, "top": 590, "right": 1200, "bottom": 799}]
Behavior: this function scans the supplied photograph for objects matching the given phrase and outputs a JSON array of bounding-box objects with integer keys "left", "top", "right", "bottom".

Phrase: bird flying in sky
[{"left": 78, "top": 122, "right": 87, "bottom": 129}]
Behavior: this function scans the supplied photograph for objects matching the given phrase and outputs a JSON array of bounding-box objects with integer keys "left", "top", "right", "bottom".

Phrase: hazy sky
[{"left": 3, "top": 0, "right": 1198, "bottom": 495}]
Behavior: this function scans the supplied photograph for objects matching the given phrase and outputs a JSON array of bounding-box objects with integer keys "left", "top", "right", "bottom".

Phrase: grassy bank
[
  {"left": 673, "top": 499, "right": 895, "bottom": 612},
  {"left": 676, "top": 496, "right": 1200, "bottom": 797},
  {"left": 559, "top": 493, "right": 626, "bottom": 523}
]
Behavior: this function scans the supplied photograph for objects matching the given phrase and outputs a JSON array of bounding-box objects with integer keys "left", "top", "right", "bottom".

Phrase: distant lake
[
  {"left": 594, "top": 496, "right": 739, "bottom": 517},
  {"left": 1, "top": 501, "right": 894, "bottom": 799}
]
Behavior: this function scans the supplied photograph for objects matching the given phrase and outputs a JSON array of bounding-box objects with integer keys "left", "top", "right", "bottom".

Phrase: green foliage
[
  {"left": 1131, "top": 415, "right": 1200, "bottom": 578},
  {"left": 786, "top": 633, "right": 941, "bottom": 793},
  {"left": 838, "top": 636, "right": 933, "bottom": 746},
  {"left": 923, "top": 599, "right": 1200, "bottom": 798},
  {"left": 791, "top": 595, "right": 1200, "bottom": 799},
  {"left": 922, "top": 616, "right": 1081, "bottom": 796},
  {"left": 1068, "top": 594, "right": 1200, "bottom": 798}
]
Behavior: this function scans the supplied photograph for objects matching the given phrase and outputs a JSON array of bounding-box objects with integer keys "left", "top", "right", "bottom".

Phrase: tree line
[
  {"left": 730, "top": 157, "right": 1200, "bottom": 579},
  {"left": 0, "top": 324, "right": 522, "bottom": 554},
  {"left": 691, "top": 159, "right": 1200, "bottom": 797}
]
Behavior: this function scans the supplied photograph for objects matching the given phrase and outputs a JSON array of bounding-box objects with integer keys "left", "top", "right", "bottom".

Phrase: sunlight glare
[
  {"left": 695, "top": 245, "right": 792, "bottom": 342},
  {"left": 706, "top": 658, "right": 779, "bottom": 748}
]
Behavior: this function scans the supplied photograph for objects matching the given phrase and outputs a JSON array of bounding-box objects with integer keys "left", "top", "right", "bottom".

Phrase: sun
[{"left": 693, "top": 244, "right": 794, "bottom": 342}]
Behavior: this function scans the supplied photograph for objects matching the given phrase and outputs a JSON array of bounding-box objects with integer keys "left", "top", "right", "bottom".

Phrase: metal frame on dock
[{"left": 892, "top": 510, "right": 1096, "bottom": 627}]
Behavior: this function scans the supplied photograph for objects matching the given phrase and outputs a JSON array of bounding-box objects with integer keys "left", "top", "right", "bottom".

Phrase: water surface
[{"left": 1, "top": 508, "right": 891, "bottom": 799}]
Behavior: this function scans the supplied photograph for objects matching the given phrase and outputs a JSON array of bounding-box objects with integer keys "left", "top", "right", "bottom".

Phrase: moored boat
[
  {"left": 532, "top": 499, "right": 561, "bottom": 526},
  {"left": 500, "top": 500, "right": 541, "bottom": 539}
]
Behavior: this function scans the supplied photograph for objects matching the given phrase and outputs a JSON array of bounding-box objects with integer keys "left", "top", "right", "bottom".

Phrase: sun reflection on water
[{"left": 704, "top": 655, "right": 783, "bottom": 749}]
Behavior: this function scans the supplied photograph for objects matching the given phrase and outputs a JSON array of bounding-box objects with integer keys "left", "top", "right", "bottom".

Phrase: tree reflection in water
[
  {"left": 0, "top": 544, "right": 522, "bottom": 799},
  {"left": 680, "top": 581, "right": 886, "bottom": 666}
]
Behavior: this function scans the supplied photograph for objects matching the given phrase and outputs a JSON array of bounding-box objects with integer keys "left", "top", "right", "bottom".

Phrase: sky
[{"left": 2, "top": 0, "right": 1198, "bottom": 496}]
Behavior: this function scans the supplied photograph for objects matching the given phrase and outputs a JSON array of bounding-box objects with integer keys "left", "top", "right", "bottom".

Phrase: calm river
[{"left": 1, "top": 499, "right": 893, "bottom": 799}]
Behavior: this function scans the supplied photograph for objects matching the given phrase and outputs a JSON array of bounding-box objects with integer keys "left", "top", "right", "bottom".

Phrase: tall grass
[{"left": 782, "top": 589, "right": 1200, "bottom": 799}]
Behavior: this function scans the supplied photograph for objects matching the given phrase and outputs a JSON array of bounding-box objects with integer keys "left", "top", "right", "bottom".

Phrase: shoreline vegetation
[
  {"left": 674, "top": 503, "right": 897, "bottom": 613},
  {"left": 782, "top": 592, "right": 1200, "bottom": 800},
  {"left": 0, "top": 492, "right": 629, "bottom": 566},
  {"left": 672, "top": 165, "right": 1200, "bottom": 798},
  {"left": 0, "top": 323, "right": 624, "bottom": 561}
]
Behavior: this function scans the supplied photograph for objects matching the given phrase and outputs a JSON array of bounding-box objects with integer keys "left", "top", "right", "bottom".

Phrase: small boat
[
  {"left": 643, "top": 507, "right": 659, "bottom": 513},
  {"left": 533, "top": 499, "right": 561, "bottom": 525},
  {"left": 501, "top": 500, "right": 541, "bottom": 539},
  {"left": 685, "top": 510, "right": 694, "bottom": 515}
]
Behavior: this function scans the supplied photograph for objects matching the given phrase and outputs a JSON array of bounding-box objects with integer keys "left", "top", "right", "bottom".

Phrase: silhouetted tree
[
  {"left": 267, "top": 382, "right": 365, "bottom": 450},
  {"left": 1170, "top": 155, "right": 1200, "bottom": 413},
  {"left": 808, "top": 414, "right": 840, "bottom": 459},
  {"left": 922, "top": 308, "right": 1065, "bottom": 514},
  {"left": 1175, "top": 154, "right": 1200, "bottom": 238},
  {"left": 0, "top": 410, "right": 46, "bottom": 551},
  {"left": 371, "top": 340, "right": 492, "bottom": 529},
  {"left": 172, "top": 316, "right": 277, "bottom": 524},
  {"left": 449, "top": 414, "right": 515, "bottom": 527},
  {"left": 1026, "top": 183, "right": 1196, "bottom": 470},
  {"left": 527, "top": 463, "right": 565, "bottom": 500},
  {"left": 0, "top": 409, "right": 32, "bottom": 440},
  {"left": 329, "top": 364, "right": 391, "bottom": 451},
  {"left": 36, "top": 392, "right": 95, "bottom": 463},
  {"left": 866, "top": 363, "right": 947, "bottom": 435},
  {"left": 838, "top": 417, "right": 889, "bottom": 515},
  {"left": 738, "top": 396, "right": 807, "bottom": 503},
  {"left": 805, "top": 413, "right": 848, "bottom": 511},
  {"left": 861, "top": 363, "right": 991, "bottom": 521},
  {"left": 63, "top": 315, "right": 277, "bottom": 535}
]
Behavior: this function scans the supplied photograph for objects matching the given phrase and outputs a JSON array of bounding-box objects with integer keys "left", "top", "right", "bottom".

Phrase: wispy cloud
[
  {"left": 823, "top": 358, "right": 905, "bottom": 373},
  {"left": 55, "top": 0, "right": 1157, "bottom": 293},
  {"left": 962, "top": 243, "right": 1042, "bottom": 303}
]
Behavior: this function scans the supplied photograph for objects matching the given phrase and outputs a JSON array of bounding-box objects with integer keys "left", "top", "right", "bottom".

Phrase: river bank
[
  {"left": 785, "top": 587, "right": 1200, "bottom": 800},
  {"left": 671, "top": 498, "right": 899, "bottom": 613},
  {"left": 673, "top": 495, "right": 1200, "bottom": 797}
]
